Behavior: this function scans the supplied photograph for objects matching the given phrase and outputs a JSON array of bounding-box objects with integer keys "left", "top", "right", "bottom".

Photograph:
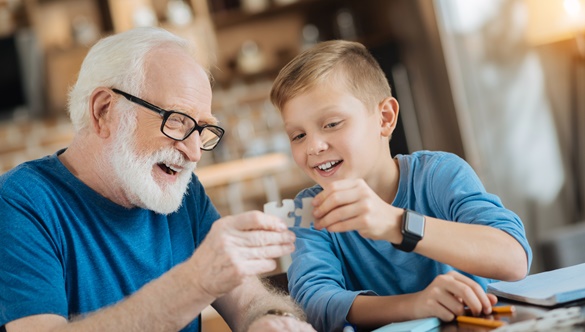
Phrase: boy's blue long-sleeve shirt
[{"left": 288, "top": 151, "right": 532, "bottom": 332}]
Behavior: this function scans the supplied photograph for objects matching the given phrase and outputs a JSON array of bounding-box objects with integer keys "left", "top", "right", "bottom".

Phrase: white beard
[{"left": 109, "top": 119, "right": 197, "bottom": 214}]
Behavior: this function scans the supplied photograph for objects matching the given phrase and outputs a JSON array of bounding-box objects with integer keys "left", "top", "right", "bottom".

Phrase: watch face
[{"left": 405, "top": 211, "right": 425, "bottom": 237}]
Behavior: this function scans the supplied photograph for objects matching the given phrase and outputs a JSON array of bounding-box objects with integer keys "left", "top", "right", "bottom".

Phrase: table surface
[{"left": 435, "top": 299, "right": 585, "bottom": 331}]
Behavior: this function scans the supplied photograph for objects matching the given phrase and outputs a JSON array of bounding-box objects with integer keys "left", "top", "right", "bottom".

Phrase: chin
[{"left": 131, "top": 171, "right": 193, "bottom": 215}]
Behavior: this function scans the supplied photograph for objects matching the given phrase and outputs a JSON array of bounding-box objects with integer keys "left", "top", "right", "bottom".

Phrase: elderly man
[{"left": 0, "top": 27, "right": 314, "bottom": 332}]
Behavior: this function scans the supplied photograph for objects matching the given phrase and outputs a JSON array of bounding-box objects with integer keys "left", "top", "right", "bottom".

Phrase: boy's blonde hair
[{"left": 270, "top": 40, "right": 392, "bottom": 111}]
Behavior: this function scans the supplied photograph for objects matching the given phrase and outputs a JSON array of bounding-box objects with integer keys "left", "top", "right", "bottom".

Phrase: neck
[
  {"left": 59, "top": 132, "right": 134, "bottom": 208},
  {"left": 367, "top": 145, "right": 400, "bottom": 205}
]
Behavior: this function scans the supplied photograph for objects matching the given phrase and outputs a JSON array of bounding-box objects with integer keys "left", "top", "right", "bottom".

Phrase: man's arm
[
  {"left": 213, "top": 276, "right": 312, "bottom": 332},
  {"left": 6, "top": 212, "right": 297, "bottom": 332},
  {"left": 6, "top": 258, "right": 215, "bottom": 332}
]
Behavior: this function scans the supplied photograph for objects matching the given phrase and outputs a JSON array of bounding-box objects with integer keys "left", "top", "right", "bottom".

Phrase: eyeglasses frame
[{"left": 111, "top": 88, "right": 224, "bottom": 151}]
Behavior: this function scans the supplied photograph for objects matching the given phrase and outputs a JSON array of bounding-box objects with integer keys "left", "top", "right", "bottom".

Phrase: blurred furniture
[
  {"left": 195, "top": 152, "right": 290, "bottom": 214},
  {"left": 539, "top": 221, "right": 585, "bottom": 271}
]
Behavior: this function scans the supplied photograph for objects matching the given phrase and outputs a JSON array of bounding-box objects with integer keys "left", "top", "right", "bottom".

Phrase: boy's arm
[
  {"left": 347, "top": 270, "right": 498, "bottom": 330},
  {"left": 288, "top": 228, "right": 370, "bottom": 332},
  {"left": 415, "top": 154, "right": 531, "bottom": 281},
  {"left": 414, "top": 217, "right": 528, "bottom": 281}
]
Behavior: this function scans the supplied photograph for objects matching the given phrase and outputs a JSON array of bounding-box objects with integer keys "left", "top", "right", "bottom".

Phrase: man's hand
[
  {"left": 412, "top": 271, "right": 498, "bottom": 321},
  {"left": 188, "top": 211, "right": 296, "bottom": 299},
  {"left": 247, "top": 315, "right": 316, "bottom": 332}
]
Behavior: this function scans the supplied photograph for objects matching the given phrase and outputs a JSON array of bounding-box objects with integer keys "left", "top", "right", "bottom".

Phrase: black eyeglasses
[{"left": 112, "top": 88, "right": 224, "bottom": 151}]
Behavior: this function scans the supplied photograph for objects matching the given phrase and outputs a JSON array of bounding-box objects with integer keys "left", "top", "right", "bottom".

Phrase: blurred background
[{"left": 1, "top": 0, "right": 584, "bottom": 280}]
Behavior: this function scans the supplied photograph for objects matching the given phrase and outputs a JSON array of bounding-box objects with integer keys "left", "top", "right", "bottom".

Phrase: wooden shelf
[{"left": 211, "top": 0, "right": 339, "bottom": 29}]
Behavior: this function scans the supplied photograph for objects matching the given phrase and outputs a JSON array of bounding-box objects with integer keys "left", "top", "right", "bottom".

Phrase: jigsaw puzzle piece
[
  {"left": 263, "top": 199, "right": 295, "bottom": 227},
  {"left": 294, "top": 197, "right": 314, "bottom": 228}
]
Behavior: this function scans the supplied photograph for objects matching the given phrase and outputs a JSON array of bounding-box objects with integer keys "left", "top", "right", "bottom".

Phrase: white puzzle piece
[
  {"left": 264, "top": 197, "right": 314, "bottom": 228},
  {"left": 295, "top": 197, "right": 314, "bottom": 228},
  {"left": 264, "top": 199, "right": 295, "bottom": 227}
]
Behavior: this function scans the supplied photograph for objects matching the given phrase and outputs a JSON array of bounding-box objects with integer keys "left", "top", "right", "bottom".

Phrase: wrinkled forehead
[{"left": 142, "top": 46, "right": 212, "bottom": 104}]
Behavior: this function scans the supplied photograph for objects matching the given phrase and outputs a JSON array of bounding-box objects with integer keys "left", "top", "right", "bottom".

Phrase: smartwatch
[{"left": 392, "top": 209, "right": 425, "bottom": 252}]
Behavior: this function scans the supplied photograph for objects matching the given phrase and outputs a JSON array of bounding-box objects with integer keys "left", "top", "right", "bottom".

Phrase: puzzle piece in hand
[
  {"left": 263, "top": 199, "right": 295, "bottom": 227},
  {"left": 295, "top": 197, "right": 314, "bottom": 228},
  {"left": 263, "top": 197, "right": 314, "bottom": 228}
]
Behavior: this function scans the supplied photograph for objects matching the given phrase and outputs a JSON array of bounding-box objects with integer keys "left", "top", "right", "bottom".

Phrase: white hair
[{"left": 67, "top": 27, "right": 194, "bottom": 132}]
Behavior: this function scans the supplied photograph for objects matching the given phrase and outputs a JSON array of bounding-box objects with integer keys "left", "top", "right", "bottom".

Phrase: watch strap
[{"left": 392, "top": 209, "right": 424, "bottom": 252}]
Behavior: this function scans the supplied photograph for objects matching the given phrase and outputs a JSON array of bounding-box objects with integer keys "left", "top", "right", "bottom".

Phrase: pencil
[
  {"left": 464, "top": 305, "right": 516, "bottom": 316},
  {"left": 492, "top": 305, "right": 516, "bottom": 314},
  {"left": 456, "top": 316, "right": 505, "bottom": 328}
]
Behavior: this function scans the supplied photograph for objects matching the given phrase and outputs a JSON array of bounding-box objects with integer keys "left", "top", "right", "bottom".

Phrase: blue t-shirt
[
  {"left": 288, "top": 151, "right": 533, "bottom": 332},
  {"left": 0, "top": 151, "right": 220, "bottom": 331}
]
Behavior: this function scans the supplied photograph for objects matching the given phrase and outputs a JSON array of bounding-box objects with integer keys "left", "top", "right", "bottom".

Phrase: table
[{"left": 437, "top": 299, "right": 585, "bottom": 331}]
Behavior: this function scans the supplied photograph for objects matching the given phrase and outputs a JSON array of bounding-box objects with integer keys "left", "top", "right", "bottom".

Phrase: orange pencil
[
  {"left": 464, "top": 305, "right": 516, "bottom": 316},
  {"left": 492, "top": 305, "right": 516, "bottom": 314},
  {"left": 457, "top": 316, "right": 506, "bottom": 328}
]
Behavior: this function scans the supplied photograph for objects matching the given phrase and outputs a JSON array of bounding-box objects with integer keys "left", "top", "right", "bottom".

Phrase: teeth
[
  {"left": 317, "top": 161, "right": 339, "bottom": 171},
  {"left": 165, "top": 163, "right": 180, "bottom": 173}
]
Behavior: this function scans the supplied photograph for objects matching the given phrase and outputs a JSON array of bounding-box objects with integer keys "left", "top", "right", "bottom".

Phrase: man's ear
[
  {"left": 379, "top": 97, "right": 399, "bottom": 137},
  {"left": 90, "top": 88, "right": 115, "bottom": 138}
]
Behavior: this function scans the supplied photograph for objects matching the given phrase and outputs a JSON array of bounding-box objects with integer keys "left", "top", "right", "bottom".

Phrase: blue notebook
[
  {"left": 371, "top": 317, "right": 441, "bottom": 332},
  {"left": 487, "top": 263, "right": 585, "bottom": 306}
]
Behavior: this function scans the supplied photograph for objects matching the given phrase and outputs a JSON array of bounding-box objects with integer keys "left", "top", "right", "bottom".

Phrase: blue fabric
[
  {"left": 0, "top": 151, "right": 220, "bottom": 331},
  {"left": 288, "top": 151, "right": 533, "bottom": 332}
]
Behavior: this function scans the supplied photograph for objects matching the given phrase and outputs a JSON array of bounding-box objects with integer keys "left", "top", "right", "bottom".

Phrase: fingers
[
  {"left": 234, "top": 211, "right": 289, "bottom": 231},
  {"left": 421, "top": 272, "right": 493, "bottom": 321},
  {"left": 455, "top": 274, "right": 493, "bottom": 316},
  {"left": 188, "top": 212, "right": 297, "bottom": 298},
  {"left": 315, "top": 202, "right": 360, "bottom": 230},
  {"left": 314, "top": 187, "right": 357, "bottom": 224},
  {"left": 235, "top": 228, "right": 296, "bottom": 246},
  {"left": 313, "top": 179, "right": 370, "bottom": 229},
  {"left": 240, "top": 243, "right": 296, "bottom": 260}
]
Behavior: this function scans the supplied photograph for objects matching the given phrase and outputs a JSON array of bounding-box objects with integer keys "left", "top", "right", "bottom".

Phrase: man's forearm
[
  {"left": 242, "top": 280, "right": 305, "bottom": 330},
  {"left": 213, "top": 276, "right": 305, "bottom": 332},
  {"left": 8, "top": 260, "right": 215, "bottom": 332}
]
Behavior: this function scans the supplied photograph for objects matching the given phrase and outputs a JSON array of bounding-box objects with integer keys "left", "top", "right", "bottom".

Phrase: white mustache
[{"left": 151, "top": 148, "right": 197, "bottom": 171}]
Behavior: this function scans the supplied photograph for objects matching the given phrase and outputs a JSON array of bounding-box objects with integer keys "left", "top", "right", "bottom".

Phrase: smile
[
  {"left": 158, "top": 163, "right": 180, "bottom": 175},
  {"left": 316, "top": 160, "right": 341, "bottom": 171}
]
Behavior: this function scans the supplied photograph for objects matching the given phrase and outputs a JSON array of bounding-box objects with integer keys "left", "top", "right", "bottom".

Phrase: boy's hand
[
  {"left": 312, "top": 179, "right": 402, "bottom": 242},
  {"left": 412, "top": 271, "right": 498, "bottom": 321}
]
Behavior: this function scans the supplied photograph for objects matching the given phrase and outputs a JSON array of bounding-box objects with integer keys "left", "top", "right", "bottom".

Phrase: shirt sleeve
[
  {"left": 189, "top": 175, "right": 221, "bottom": 246},
  {"left": 426, "top": 153, "right": 533, "bottom": 271},
  {"left": 0, "top": 194, "right": 68, "bottom": 326},
  {"left": 288, "top": 227, "right": 374, "bottom": 332}
]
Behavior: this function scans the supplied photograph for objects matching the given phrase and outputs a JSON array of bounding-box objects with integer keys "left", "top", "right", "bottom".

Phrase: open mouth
[
  {"left": 315, "top": 160, "right": 342, "bottom": 172},
  {"left": 158, "top": 163, "right": 180, "bottom": 176}
]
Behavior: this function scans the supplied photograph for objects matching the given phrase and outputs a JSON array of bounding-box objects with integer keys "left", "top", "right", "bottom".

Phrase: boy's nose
[{"left": 307, "top": 138, "right": 327, "bottom": 156}]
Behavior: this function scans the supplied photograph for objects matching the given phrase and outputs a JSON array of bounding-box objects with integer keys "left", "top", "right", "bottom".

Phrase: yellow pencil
[
  {"left": 457, "top": 316, "right": 506, "bottom": 328},
  {"left": 492, "top": 305, "right": 516, "bottom": 314}
]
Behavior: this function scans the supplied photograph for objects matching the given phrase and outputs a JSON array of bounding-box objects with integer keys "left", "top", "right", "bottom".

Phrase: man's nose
[{"left": 175, "top": 131, "right": 202, "bottom": 162}]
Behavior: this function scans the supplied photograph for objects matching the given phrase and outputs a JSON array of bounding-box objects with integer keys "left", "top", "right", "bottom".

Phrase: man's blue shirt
[{"left": 0, "top": 151, "right": 220, "bottom": 331}]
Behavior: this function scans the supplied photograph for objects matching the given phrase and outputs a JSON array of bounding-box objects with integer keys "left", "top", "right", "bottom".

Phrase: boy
[{"left": 269, "top": 40, "right": 532, "bottom": 331}]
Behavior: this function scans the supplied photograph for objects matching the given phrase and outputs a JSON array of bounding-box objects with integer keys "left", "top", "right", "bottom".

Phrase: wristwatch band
[{"left": 392, "top": 209, "right": 425, "bottom": 252}]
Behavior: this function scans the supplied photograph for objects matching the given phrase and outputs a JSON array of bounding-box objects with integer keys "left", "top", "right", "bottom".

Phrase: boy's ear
[
  {"left": 379, "top": 97, "right": 399, "bottom": 137},
  {"left": 89, "top": 88, "right": 115, "bottom": 139}
]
